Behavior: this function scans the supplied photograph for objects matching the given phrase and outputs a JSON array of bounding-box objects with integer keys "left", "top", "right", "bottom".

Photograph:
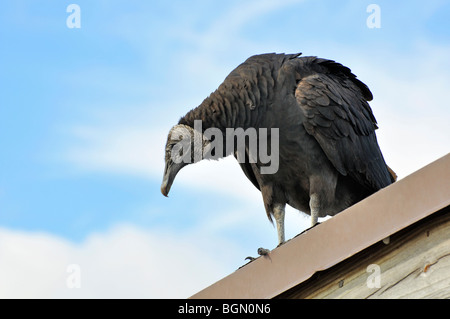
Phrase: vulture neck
[
  {"left": 178, "top": 88, "right": 250, "bottom": 134},
  {"left": 178, "top": 88, "right": 254, "bottom": 161}
]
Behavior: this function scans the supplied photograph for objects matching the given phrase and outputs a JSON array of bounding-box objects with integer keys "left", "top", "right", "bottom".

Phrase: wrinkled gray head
[{"left": 160, "top": 124, "right": 209, "bottom": 197}]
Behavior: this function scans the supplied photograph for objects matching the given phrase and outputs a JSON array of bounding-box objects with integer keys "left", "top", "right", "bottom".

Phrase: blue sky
[{"left": 0, "top": 0, "right": 449, "bottom": 298}]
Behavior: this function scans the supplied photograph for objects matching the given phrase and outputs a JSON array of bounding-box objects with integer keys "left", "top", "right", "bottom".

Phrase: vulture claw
[
  {"left": 257, "top": 247, "right": 271, "bottom": 256},
  {"left": 243, "top": 247, "right": 271, "bottom": 263}
]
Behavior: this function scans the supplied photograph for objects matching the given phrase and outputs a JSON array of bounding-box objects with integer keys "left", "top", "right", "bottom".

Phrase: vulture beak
[{"left": 161, "top": 161, "right": 185, "bottom": 197}]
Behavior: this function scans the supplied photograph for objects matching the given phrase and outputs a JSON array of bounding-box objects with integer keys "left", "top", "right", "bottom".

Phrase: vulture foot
[
  {"left": 257, "top": 247, "right": 271, "bottom": 256},
  {"left": 305, "top": 221, "right": 321, "bottom": 233},
  {"left": 243, "top": 247, "right": 271, "bottom": 263}
]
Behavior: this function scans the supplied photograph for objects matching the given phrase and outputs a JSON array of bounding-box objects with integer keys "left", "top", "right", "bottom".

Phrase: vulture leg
[
  {"left": 310, "top": 193, "right": 320, "bottom": 226},
  {"left": 309, "top": 172, "right": 336, "bottom": 227},
  {"left": 273, "top": 203, "right": 286, "bottom": 246}
]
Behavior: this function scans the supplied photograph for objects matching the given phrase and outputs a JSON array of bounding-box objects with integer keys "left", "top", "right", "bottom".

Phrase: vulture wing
[{"left": 294, "top": 58, "right": 393, "bottom": 191}]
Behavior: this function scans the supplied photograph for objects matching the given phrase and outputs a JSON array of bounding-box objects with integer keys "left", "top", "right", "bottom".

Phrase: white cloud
[
  {"left": 184, "top": 0, "right": 303, "bottom": 51},
  {"left": 349, "top": 43, "right": 450, "bottom": 179},
  {"left": 170, "top": 0, "right": 305, "bottom": 92},
  {"left": 65, "top": 124, "right": 165, "bottom": 179},
  {"left": 0, "top": 225, "right": 242, "bottom": 298}
]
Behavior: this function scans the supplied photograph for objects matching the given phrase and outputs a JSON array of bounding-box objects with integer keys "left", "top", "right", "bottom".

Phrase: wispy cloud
[
  {"left": 64, "top": 124, "right": 165, "bottom": 179},
  {"left": 355, "top": 42, "right": 450, "bottom": 178},
  {"left": 0, "top": 225, "right": 241, "bottom": 298}
]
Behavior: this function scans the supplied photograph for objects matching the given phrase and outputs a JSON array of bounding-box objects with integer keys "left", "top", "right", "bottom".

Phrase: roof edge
[{"left": 191, "top": 153, "right": 450, "bottom": 299}]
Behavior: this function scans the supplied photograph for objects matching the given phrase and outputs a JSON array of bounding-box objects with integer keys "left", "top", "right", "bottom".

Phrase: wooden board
[{"left": 277, "top": 206, "right": 450, "bottom": 299}]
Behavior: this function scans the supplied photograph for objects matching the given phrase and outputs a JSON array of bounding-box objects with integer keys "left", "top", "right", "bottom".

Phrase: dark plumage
[{"left": 161, "top": 53, "right": 395, "bottom": 246}]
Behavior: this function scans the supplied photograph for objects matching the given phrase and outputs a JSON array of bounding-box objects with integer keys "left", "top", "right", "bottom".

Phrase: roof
[{"left": 190, "top": 153, "right": 450, "bottom": 299}]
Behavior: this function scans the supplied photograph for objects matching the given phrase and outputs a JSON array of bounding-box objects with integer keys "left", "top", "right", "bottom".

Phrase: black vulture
[{"left": 161, "top": 53, "right": 395, "bottom": 246}]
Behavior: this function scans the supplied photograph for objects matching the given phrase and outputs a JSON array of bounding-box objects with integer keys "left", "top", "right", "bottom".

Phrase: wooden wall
[{"left": 277, "top": 205, "right": 450, "bottom": 299}]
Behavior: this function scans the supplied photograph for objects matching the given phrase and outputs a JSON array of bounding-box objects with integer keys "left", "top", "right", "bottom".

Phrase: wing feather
[{"left": 294, "top": 60, "right": 392, "bottom": 190}]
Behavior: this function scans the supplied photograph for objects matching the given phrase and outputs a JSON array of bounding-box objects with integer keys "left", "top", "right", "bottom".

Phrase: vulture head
[{"left": 161, "top": 124, "right": 211, "bottom": 197}]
